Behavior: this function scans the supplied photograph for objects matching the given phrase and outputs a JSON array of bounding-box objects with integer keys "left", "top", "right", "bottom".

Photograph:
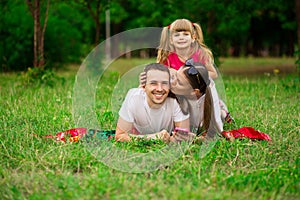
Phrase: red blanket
[
  {"left": 41, "top": 126, "right": 271, "bottom": 143},
  {"left": 221, "top": 126, "right": 271, "bottom": 141}
]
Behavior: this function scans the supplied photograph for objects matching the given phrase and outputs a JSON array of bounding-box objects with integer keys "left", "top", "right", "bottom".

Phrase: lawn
[{"left": 0, "top": 57, "right": 299, "bottom": 200}]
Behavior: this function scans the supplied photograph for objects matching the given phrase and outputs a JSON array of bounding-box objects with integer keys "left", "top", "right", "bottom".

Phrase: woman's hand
[
  {"left": 139, "top": 72, "right": 146, "bottom": 88},
  {"left": 157, "top": 130, "right": 171, "bottom": 142},
  {"left": 170, "top": 131, "right": 195, "bottom": 143}
]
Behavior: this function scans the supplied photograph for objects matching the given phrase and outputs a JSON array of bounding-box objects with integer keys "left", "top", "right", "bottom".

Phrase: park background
[
  {"left": 1, "top": 0, "right": 299, "bottom": 199},
  {"left": 1, "top": 0, "right": 299, "bottom": 71}
]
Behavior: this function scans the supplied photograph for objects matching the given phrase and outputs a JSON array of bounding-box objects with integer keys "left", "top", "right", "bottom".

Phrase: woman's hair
[
  {"left": 183, "top": 62, "right": 210, "bottom": 93},
  {"left": 157, "top": 19, "right": 214, "bottom": 68},
  {"left": 182, "top": 62, "right": 221, "bottom": 136}
]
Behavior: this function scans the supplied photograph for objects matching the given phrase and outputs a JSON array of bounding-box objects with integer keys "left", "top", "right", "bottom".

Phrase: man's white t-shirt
[{"left": 118, "top": 88, "right": 189, "bottom": 135}]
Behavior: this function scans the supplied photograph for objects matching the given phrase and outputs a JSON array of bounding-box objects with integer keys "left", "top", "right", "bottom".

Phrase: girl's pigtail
[
  {"left": 192, "top": 23, "right": 204, "bottom": 44},
  {"left": 157, "top": 27, "right": 172, "bottom": 64},
  {"left": 193, "top": 22, "right": 214, "bottom": 69}
]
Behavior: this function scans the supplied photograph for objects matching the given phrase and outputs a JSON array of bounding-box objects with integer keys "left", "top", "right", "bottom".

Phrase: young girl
[
  {"left": 157, "top": 19, "right": 218, "bottom": 79},
  {"left": 156, "top": 18, "right": 234, "bottom": 124}
]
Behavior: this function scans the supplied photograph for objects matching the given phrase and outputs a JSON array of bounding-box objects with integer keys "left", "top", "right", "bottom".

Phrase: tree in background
[
  {"left": 0, "top": 1, "right": 33, "bottom": 71},
  {"left": 295, "top": 0, "right": 300, "bottom": 54},
  {"left": 25, "top": 0, "right": 50, "bottom": 68},
  {"left": 75, "top": 0, "right": 103, "bottom": 45},
  {"left": 0, "top": 0, "right": 298, "bottom": 71},
  {"left": 73, "top": 0, "right": 127, "bottom": 46}
]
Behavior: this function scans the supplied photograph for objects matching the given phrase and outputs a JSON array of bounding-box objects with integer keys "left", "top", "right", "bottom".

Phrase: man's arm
[
  {"left": 115, "top": 117, "right": 170, "bottom": 142},
  {"left": 115, "top": 117, "right": 133, "bottom": 142}
]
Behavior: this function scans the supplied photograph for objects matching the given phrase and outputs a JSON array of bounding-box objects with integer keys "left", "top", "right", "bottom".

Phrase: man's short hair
[{"left": 144, "top": 63, "right": 170, "bottom": 76}]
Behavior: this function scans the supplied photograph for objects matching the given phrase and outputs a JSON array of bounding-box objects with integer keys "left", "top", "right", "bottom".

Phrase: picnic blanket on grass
[
  {"left": 40, "top": 126, "right": 271, "bottom": 143},
  {"left": 221, "top": 126, "right": 271, "bottom": 141}
]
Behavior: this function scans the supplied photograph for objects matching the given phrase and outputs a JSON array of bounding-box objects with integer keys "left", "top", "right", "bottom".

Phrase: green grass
[
  {"left": 219, "top": 57, "right": 295, "bottom": 67},
  {"left": 0, "top": 58, "right": 299, "bottom": 200},
  {"left": 219, "top": 57, "right": 296, "bottom": 75}
]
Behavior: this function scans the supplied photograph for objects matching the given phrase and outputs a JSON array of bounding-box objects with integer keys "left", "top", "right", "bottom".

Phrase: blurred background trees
[{"left": 0, "top": 0, "right": 298, "bottom": 71}]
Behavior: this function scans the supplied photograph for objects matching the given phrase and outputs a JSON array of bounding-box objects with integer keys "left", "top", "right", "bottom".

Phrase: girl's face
[
  {"left": 170, "top": 31, "right": 194, "bottom": 50},
  {"left": 169, "top": 67, "right": 194, "bottom": 96}
]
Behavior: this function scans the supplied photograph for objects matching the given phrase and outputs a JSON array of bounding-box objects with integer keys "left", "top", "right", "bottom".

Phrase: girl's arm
[{"left": 206, "top": 63, "right": 218, "bottom": 79}]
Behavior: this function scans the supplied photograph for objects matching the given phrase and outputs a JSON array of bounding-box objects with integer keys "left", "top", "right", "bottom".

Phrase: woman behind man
[
  {"left": 169, "top": 59, "right": 223, "bottom": 138},
  {"left": 139, "top": 59, "right": 222, "bottom": 140}
]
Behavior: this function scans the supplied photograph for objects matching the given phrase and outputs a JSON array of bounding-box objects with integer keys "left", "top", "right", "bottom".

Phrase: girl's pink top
[{"left": 164, "top": 50, "right": 204, "bottom": 70}]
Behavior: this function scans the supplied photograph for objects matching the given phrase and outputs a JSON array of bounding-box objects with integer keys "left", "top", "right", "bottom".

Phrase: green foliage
[
  {"left": 105, "top": 1, "right": 128, "bottom": 24},
  {"left": 0, "top": 0, "right": 33, "bottom": 71},
  {"left": 19, "top": 67, "right": 65, "bottom": 87},
  {"left": 0, "top": 1, "right": 93, "bottom": 71},
  {"left": 0, "top": 0, "right": 298, "bottom": 70},
  {"left": 45, "top": 2, "right": 90, "bottom": 64}
]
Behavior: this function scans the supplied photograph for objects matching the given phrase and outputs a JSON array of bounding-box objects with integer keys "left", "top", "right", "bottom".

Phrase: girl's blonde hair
[{"left": 157, "top": 19, "right": 214, "bottom": 68}]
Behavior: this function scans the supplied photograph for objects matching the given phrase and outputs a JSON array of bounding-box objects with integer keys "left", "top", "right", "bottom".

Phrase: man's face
[{"left": 144, "top": 70, "right": 170, "bottom": 108}]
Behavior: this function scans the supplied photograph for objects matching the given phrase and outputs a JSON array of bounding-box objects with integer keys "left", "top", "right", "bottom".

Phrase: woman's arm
[
  {"left": 174, "top": 118, "right": 190, "bottom": 130},
  {"left": 171, "top": 118, "right": 195, "bottom": 142},
  {"left": 138, "top": 72, "right": 146, "bottom": 88}
]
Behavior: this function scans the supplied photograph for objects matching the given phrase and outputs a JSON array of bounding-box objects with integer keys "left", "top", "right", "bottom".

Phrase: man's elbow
[
  {"left": 115, "top": 134, "right": 127, "bottom": 142},
  {"left": 115, "top": 127, "right": 131, "bottom": 142}
]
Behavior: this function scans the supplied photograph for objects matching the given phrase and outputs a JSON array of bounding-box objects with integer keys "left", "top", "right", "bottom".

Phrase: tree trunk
[
  {"left": 296, "top": 0, "right": 300, "bottom": 53},
  {"left": 32, "top": 0, "right": 38, "bottom": 67},
  {"left": 39, "top": 0, "right": 50, "bottom": 66},
  {"left": 26, "top": 0, "right": 50, "bottom": 68},
  {"left": 86, "top": 0, "right": 101, "bottom": 45},
  {"left": 35, "top": 0, "right": 42, "bottom": 67},
  {"left": 206, "top": 11, "right": 214, "bottom": 35},
  {"left": 95, "top": 18, "right": 100, "bottom": 45}
]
